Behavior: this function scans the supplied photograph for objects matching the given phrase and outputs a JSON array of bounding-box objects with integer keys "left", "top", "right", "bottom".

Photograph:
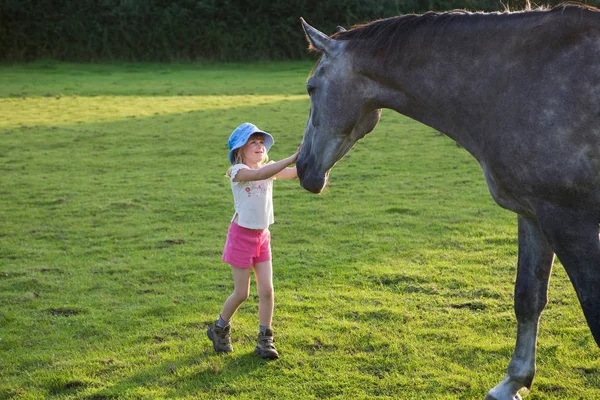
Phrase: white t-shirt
[{"left": 229, "top": 164, "right": 275, "bottom": 230}]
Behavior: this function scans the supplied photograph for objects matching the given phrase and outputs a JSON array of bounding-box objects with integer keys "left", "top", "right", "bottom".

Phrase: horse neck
[
  {"left": 359, "top": 10, "right": 585, "bottom": 158},
  {"left": 368, "top": 58, "right": 484, "bottom": 157}
]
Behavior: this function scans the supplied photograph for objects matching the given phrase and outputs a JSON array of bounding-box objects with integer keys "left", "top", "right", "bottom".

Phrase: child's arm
[
  {"left": 233, "top": 151, "right": 299, "bottom": 182},
  {"left": 274, "top": 166, "right": 298, "bottom": 180}
]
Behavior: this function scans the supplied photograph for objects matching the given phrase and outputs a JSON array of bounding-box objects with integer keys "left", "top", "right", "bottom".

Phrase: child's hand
[{"left": 291, "top": 144, "right": 302, "bottom": 163}]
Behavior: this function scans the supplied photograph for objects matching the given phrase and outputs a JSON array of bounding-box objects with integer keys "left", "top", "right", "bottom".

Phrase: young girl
[{"left": 208, "top": 122, "right": 299, "bottom": 359}]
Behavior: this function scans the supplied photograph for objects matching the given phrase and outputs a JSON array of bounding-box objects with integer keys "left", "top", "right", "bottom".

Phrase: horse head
[{"left": 297, "top": 18, "right": 382, "bottom": 194}]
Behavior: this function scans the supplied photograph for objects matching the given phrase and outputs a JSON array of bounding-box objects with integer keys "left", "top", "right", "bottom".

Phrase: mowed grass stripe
[{"left": 0, "top": 95, "right": 306, "bottom": 128}]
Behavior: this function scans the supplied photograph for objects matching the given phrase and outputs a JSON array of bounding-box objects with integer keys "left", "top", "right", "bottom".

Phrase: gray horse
[{"left": 297, "top": 4, "right": 600, "bottom": 400}]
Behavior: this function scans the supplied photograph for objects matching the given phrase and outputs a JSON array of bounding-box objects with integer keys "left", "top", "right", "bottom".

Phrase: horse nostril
[
  {"left": 296, "top": 154, "right": 312, "bottom": 181},
  {"left": 296, "top": 160, "right": 304, "bottom": 177}
]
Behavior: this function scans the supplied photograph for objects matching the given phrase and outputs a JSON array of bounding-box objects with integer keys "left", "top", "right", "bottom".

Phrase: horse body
[
  {"left": 346, "top": 8, "right": 600, "bottom": 216},
  {"left": 298, "top": 5, "right": 600, "bottom": 399}
]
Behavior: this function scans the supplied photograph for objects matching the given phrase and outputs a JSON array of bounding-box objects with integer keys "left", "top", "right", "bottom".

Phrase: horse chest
[{"left": 480, "top": 162, "right": 535, "bottom": 216}]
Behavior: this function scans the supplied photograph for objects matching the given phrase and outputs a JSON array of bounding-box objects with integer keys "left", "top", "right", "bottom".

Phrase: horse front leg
[{"left": 486, "top": 216, "right": 554, "bottom": 400}]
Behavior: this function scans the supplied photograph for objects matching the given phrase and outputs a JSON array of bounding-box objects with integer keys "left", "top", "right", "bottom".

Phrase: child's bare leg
[
  {"left": 208, "top": 265, "right": 250, "bottom": 353},
  {"left": 220, "top": 265, "right": 252, "bottom": 321},
  {"left": 253, "top": 260, "right": 278, "bottom": 359},
  {"left": 253, "top": 260, "right": 274, "bottom": 327}
]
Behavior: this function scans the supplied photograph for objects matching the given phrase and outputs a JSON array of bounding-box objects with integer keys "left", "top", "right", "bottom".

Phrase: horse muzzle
[{"left": 297, "top": 154, "right": 328, "bottom": 194}]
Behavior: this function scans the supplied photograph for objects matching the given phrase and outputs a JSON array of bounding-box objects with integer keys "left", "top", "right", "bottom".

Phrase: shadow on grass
[
  {"left": 0, "top": 62, "right": 313, "bottom": 98},
  {"left": 80, "top": 352, "right": 267, "bottom": 399}
]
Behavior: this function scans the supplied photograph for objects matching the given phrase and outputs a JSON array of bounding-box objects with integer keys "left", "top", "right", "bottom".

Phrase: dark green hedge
[{"left": 0, "top": 0, "right": 596, "bottom": 62}]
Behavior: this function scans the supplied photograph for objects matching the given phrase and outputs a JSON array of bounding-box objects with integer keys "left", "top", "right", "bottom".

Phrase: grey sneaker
[
  {"left": 207, "top": 323, "right": 233, "bottom": 353},
  {"left": 254, "top": 328, "right": 279, "bottom": 359}
]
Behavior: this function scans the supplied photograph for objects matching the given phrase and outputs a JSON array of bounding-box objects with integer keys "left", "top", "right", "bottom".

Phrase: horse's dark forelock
[{"left": 329, "top": 3, "right": 598, "bottom": 57}]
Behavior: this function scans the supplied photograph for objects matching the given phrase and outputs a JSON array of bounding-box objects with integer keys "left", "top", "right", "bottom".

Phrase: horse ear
[
  {"left": 336, "top": 25, "right": 346, "bottom": 32},
  {"left": 300, "top": 17, "right": 334, "bottom": 54}
]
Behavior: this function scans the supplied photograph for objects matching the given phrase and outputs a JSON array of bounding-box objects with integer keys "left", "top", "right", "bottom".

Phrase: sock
[
  {"left": 259, "top": 325, "right": 271, "bottom": 334},
  {"left": 216, "top": 315, "right": 230, "bottom": 328}
]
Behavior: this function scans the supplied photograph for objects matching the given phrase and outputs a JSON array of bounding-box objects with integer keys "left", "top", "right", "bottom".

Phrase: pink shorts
[{"left": 222, "top": 222, "right": 271, "bottom": 268}]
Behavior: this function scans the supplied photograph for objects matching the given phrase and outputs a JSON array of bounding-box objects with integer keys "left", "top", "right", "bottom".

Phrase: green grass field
[{"left": 1, "top": 62, "right": 599, "bottom": 400}]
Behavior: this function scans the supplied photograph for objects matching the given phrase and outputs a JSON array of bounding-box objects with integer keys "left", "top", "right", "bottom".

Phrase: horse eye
[{"left": 307, "top": 86, "right": 315, "bottom": 95}]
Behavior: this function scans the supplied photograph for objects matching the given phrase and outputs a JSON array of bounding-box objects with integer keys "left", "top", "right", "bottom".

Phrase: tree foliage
[{"left": 1, "top": 0, "right": 597, "bottom": 62}]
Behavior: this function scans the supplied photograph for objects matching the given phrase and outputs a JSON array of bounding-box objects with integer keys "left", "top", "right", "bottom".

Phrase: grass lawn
[{"left": 1, "top": 61, "right": 599, "bottom": 399}]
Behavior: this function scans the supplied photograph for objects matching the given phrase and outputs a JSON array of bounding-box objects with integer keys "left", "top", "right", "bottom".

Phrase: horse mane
[{"left": 330, "top": 3, "right": 598, "bottom": 55}]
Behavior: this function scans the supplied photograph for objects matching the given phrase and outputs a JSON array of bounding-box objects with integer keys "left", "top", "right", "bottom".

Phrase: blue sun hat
[{"left": 228, "top": 122, "right": 274, "bottom": 164}]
